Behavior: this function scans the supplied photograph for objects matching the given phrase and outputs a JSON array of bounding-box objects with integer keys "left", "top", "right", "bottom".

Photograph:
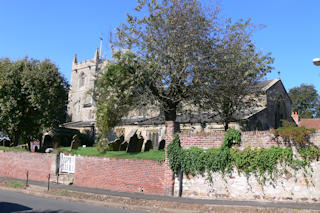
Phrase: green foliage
[
  {"left": 222, "top": 128, "right": 241, "bottom": 148},
  {"left": 272, "top": 125, "right": 315, "bottom": 145},
  {"left": 231, "top": 146, "right": 295, "bottom": 183},
  {"left": 199, "top": 18, "right": 274, "bottom": 130},
  {"left": 181, "top": 147, "right": 207, "bottom": 176},
  {"left": 96, "top": 138, "right": 109, "bottom": 153},
  {"left": 167, "top": 129, "right": 320, "bottom": 184},
  {"left": 289, "top": 84, "right": 320, "bottom": 118},
  {"left": 95, "top": 52, "right": 145, "bottom": 139},
  {"left": 205, "top": 147, "right": 233, "bottom": 176},
  {"left": 298, "top": 146, "right": 320, "bottom": 162},
  {"left": 0, "top": 58, "right": 69, "bottom": 145},
  {"left": 167, "top": 134, "right": 182, "bottom": 175}
]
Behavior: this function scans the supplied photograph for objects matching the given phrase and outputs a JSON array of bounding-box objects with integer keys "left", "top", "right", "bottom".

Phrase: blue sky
[{"left": 1, "top": 0, "right": 320, "bottom": 93}]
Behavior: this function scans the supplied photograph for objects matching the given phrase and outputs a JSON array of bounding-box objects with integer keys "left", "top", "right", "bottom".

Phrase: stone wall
[
  {"left": 309, "top": 131, "right": 320, "bottom": 147},
  {"left": 0, "top": 150, "right": 56, "bottom": 182},
  {"left": 174, "top": 162, "right": 320, "bottom": 202},
  {"left": 174, "top": 128, "right": 320, "bottom": 202}
]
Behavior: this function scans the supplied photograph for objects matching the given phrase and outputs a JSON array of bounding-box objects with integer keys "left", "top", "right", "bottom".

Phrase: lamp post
[{"left": 313, "top": 58, "right": 320, "bottom": 66}]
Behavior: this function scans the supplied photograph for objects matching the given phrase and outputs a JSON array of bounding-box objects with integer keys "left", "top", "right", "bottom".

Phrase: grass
[
  {"left": 0, "top": 179, "right": 25, "bottom": 188},
  {"left": 58, "top": 147, "right": 165, "bottom": 161},
  {"left": 10, "top": 181, "right": 25, "bottom": 188},
  {"left": 0, "top": 146, "right": 28, "bottom": 152}
]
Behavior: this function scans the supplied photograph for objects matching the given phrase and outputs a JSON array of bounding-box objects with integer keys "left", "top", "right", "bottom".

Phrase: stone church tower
[{"left": 67, "top": 49, "right": 107, "bottom": 125}]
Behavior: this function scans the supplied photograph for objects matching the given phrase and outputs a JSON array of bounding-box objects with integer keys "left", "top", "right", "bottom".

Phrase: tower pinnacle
[
  {"left": 94, "top": 48, "right": 99, "bottom": 61},
  {"left": 73, "top": 54, "right": 78, "bottom": 64}
]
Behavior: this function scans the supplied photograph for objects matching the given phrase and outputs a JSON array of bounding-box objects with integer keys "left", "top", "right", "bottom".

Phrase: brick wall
[
  {"left": 74, "top": 156, "right": 167, "bottom": 195},
  {"left": 0, "top": 150, "right": 56, "bottom": 182},
  {"left": 179, "top": 130, "right": 279, "bottom": 149},
  {"left": 2, "top": 127, "right": 318, "bottom": 198},
  {"left": 72, "top": 121, "right": 176, "bottom": 196}
]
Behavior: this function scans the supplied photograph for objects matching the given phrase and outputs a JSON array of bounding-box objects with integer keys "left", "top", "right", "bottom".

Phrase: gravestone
[{"left": 70, "top": 135, "right": 80, "bottom": 150}]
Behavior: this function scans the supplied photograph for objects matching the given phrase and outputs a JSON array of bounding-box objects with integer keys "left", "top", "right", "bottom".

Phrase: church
[{"left": 62, "top": 49, "right": 293, "bottom": 148}]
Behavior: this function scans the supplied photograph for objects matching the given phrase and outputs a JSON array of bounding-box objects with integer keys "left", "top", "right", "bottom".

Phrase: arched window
[
  {"left": 79, "top": 72, "right": 85, "bottom": 88},
  {"left": 274, "top": 96, "right": 287, "bottom": 128}
]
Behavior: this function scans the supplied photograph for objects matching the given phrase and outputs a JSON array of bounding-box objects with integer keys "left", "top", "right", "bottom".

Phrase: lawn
[
  {"left": 0, "top": 146, "right": 28, "bottom": 152},
  {"left": 58, "top": 147, "right": 165, "bottom": 161}
]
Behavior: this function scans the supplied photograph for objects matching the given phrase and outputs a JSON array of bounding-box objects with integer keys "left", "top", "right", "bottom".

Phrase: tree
[
  {"left": 199, "top": 19, "right": 274, "bottom": 130},
  {"left": 0, "top": 58, "right": 69, "bottom": 146},
  {"left": 95, "top": 51, "right": 144, "bottom": 139},
  {"left": 96, "top": 0, "right": 273, "bottom": 136},
  {"left": 289, "top": 84, "right": 320, "bottom": 118}
]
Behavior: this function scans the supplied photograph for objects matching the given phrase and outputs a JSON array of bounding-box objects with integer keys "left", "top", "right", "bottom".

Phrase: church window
[{"left": 79, "top": 72, "right": 85, "bottom": 88}]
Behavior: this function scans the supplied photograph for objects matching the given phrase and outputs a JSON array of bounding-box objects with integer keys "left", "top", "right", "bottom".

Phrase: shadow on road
[
  {"left": 0, "top": 202, "right": 79, "bottom": 213},
  {"left": 0, "top": 202, "right": 32, "bottom": 212},
  {"left": 28, "top": 211, "right": 80, "bottom": 213}
]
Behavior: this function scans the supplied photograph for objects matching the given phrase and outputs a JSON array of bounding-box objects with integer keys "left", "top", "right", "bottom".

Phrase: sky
[{"left": 0, "top": 0, "right": 320, "bottom": 93}]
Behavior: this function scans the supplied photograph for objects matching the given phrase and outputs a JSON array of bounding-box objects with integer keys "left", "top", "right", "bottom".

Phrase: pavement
[{"left": 0, "top": 177, "right": 320, "bottom": 213}]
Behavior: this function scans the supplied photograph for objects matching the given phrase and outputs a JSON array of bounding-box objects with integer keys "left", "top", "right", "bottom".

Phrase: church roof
[
  {"left": 61, "top": 120, "right": 95, "bottom": 128},
  {"left": 253, "top": 79, "right": 280, "bottom": 91},
  {"left": 121, "top": 108, "right": 266, "bottom": 126},
  {"left": 121, "top": 79, "right": 281, "bottom": 126}
]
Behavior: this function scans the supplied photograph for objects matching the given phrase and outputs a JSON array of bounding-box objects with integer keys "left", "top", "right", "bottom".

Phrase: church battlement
[{"left": 72, "top": 59, "right": 97, "bottom": 70}]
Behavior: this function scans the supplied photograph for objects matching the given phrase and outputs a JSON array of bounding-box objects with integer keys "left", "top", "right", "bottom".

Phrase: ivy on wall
[{"left": 167, "top": 128, "right": 320, "bottom": 184}]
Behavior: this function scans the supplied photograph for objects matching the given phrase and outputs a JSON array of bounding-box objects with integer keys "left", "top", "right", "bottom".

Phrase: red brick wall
[
  {"left": 0, "top": 150, "right": 56, "bottom": 182},
  {"left": 179, "top": 130, "right": 278, "bottom": 149},
  {"left": 74, "top": 156, "right": 167, "bottom": 195},
  {"left": 0, "top": 150, "right": 172, "bottom": 196},
  {"left": 73, "top": 121, "right": 176, "bottom": 196}
]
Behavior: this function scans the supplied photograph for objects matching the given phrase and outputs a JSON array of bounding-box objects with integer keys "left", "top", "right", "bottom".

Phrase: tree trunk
[
  {"left": 27, "top": 140, "right": 31, "bottom": 151},
  {"left": 224, "top": 122, "right": 229, "bottom": 131},
  {"left": 164, "top": 107, "right": 177, "bottom": 122},
  {"left": 12, "top": 132, "right": 20, "bottom": 146}
]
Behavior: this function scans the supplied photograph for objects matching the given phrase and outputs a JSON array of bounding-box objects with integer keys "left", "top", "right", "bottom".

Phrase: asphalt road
[{"left": 0, "top": 189, "right": 145, "bottom": 213}]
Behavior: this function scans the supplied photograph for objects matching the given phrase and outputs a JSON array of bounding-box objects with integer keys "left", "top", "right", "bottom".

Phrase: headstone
[
  {"left": 127, "top": 134, "right": 138, "bottom": 153},
  {"left": 70, "top": 135, "right": 80, "bottom": 150},
  {"left": 142, "top": 140, "right": 153, "bottom": 152}
]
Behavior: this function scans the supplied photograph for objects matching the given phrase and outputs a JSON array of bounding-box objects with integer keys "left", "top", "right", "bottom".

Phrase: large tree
[
  {"left": 199, "top": 19, "right": 274, "bottom": 130},
  {"left": 289, "top": 84, "right": 320, "bottom": 118},
  {"left": 0, "top": 58, "right": 69, "bottom": 146},
  {"left": 96, "top": 0, "right": 273, "bottom": 136}
]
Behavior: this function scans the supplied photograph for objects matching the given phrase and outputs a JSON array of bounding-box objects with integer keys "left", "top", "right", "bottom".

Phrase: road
[{"left": 0, "top": 189, "right": 144, "bottom": 213}]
